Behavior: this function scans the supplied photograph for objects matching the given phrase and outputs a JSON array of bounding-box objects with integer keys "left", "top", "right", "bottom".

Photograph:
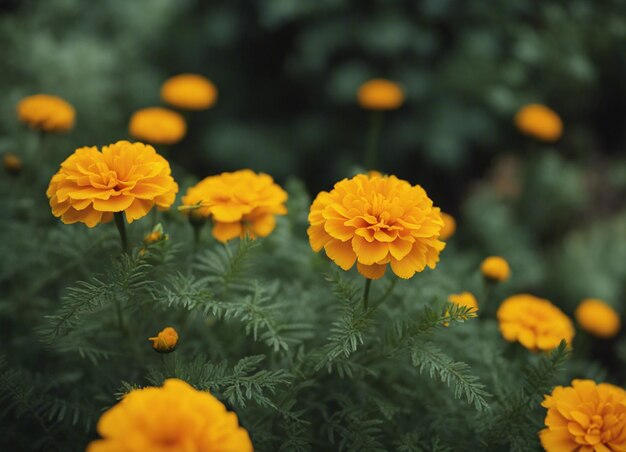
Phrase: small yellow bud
[
  {"left": 480, "top": 256, "right": 510, "bottom": 282},
  {"left": 3, "top": 153, "right": 22, "bottom": 176},
  {"left": 148, "top": 327, "right": 179, "bottom": 353},
  {"left": 439, "top": 212, "right": 456, "bottom": 241}
]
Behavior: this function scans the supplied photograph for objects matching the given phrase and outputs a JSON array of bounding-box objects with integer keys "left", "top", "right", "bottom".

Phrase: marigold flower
[
  {"left": 17, "top": 94, "right": 75, "bottom": 133},
  {"left": 514, "top": 103, "right": 563, "bottom": 142},
  {"left": 357, "top": 79, "right": 404, "bottom": 111},
  {"left": 47, "top": 141, "right": 178, "bottom": 227},
  {"left": 87, "top": 378, "right": 252, "bottom": 452},
  {"left": 144, "top": 229, "right": 166, "bottom": 245},
  {"left": 149, "top": 327, "right": 178, "bottom": 353},
  {"left": 497, "top": 294, "right": 574, "bottom": 351},
  {"left": 129, "top": 107, "right": 186, "bottom": 145},
  {"left": 182, "top": 170, "right": 288, "bottom": 243},
  {"left": 575, "top": 298, "right": 621, "bottom": 339},
  {"left": 540, "top": 379, "right": 626, "bottom": 451},
  {"left": 480, "top": 256, "right": 510, "bottom": 282},
  {"left": 3, "top": 153, "right": 22, "bottom": 176},
  {"left": 439, "top": 212, "right": 456, "bottom": 241},
  {"left": 161, "top": 74, "right": 218, "bottom": 111},
  {"left": 448, "top": 292, "right": 478, "bottom": 313},
  {"left": 308, "top": 174, "right": 445, "bottom": 280}
]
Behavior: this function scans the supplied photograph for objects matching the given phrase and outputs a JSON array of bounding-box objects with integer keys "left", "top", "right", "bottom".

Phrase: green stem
[
  {"left": 365, "top": 111, "right": 385, "bottom": 170},
  {"left": 114, "top": 297, "right": 127, "bottom": 336},
  {"left": 372, "top": 277, "right": 397, "bottom": 310},
  {"left": 114, "top": 212, "right": 128, "bottom": 252},
  {"left": 363, "top": 278, "right": 372, "bottom": 310}
]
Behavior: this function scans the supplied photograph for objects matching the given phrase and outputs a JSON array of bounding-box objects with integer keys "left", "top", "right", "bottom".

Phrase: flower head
[
  {"left": 357, "top": 79, "right": 404, "bottom": 111},
  {"left": 575, "top": 298, "right": 621, "bottom": 339},
  {"left": 87, "top": 378, "right": 252, "bottom": 452},
  {"left": 497, "top": 294, "right": 574, "bottom": 351},
  {"left": 182, "top": 170, "right": 288, "bottom": 243},
  {"left": 3, "top": 153, "right": 22, "bottom": 176},
  {"left": 47, "top": 141, "right": 178, "bottom": 227},
  {"left": 129, "top": 107, "right": 186, "bottom": 145},
  {"left": 480, "top": 256, "right": 510, "bottom": 282},
  {"left": 514, "top": 104, "right": 563, "bottom": 142},
  {"left": 149, "top": 327, "right": 178, "bottom": 353},
  {"left": 439, "top": 212, "right": 456, "bottom": 241},
  {"left": 308, "top": 174, "right": 445, "bottom": 280},
  {"left": 540, "top": 379, "right": 626, "bottom": 451},
  {"left": 448, "top": 292, "right": 478, "bottom": 313},
  {"left": 161, "top": 74, "right": 218, "bottom": 111},
  {"left": 17, "top": 94, "right": 75, "bottom": 132}
]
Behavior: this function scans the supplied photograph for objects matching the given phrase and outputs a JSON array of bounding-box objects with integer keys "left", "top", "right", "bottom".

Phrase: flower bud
[
  {"left": 480, "top": 256, "right": 510, "bottom": 282},
  {"left": 3, "top": 153, "right": 22, "bottom": 176},
  {"left": 148, "top": 327, "right": 178, "bottom": 353}
]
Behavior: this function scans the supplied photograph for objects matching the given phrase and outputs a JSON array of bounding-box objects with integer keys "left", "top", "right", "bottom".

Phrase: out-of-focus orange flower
[
  {"left": 3, "top": 153, "right": 22, "bottom": 176},
  {"left": 514, "top": 104, "right": 562, "bottom": 142},
  {"left": 17, "top": 94, "right": 75, "bottom": 132},
  {"left": 161, "top": 74, "right": 218, "bottom": 111},
  {"left": 575, "top": 298, "right": 621, "bottom": 339},
  {"left": 129, "top": 107, "right": 186, "bottom": 145},
  {"left": 480, "top": 256, "right": 510, "bottom": 282},
  {"left": 357, "top": 79, "right": 404, "bottom": 111},
  {"left": 439, "top": 213, "right": 456, "bottom": 241}
]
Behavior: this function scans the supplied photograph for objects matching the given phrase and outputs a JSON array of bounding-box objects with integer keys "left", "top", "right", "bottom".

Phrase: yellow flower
[
  {"left": 182, "top": 170, "right": 288, "bottom": 243},
  {"left": 514, "top": 104, "right": 563, "bottom": 142},
  {"left": 480, "top": 256, "right": 510, "bottom": 282},
  {"left": 439, "top": 212, "right": 456, "bottom": 241},
  {"left": 47, "top": 141, "right": 178, "bottom": 227},
  {"left": 144, "top": 230, "right": 165, "bottom": 245},
  {"left": 357, "top": 79, "right": 405, "bottom": 111},
  {"left": 129, "top": 107, "right": 187, "bottom": 146},
  {"left": 3, "top": 153, "right": 22, "bottom": 176},
  {"left": 308, "top": 174, "right": 445, "bottom": 280},
  {"left": 497, "top": 294, "right": 574, "bottom": 351},
  {"left": 17, "top": 94, "right": 75, "bottom": 133},
  {"left": 86, "top": 378, "right": 253, "bottom": 452},
  {"left": 540, "top": 379, "right": 626, "bottom": 451},
  {"left": 161, "top": 74, "right": 218, "bottom": 111},
  {"left": 148, "top": 327, "right": 178, "bottom": 353},
  {"left": 575, "top": 298, "right": 621, "bottom": 339},
  {"left": 448, "top": 292, "right": 478, "bottom": 313}
]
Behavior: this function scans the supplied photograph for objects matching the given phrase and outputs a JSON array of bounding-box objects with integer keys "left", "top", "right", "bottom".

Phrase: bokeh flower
[
  {"left": 439, "top": 212, "right": 456, "bottom": 241},
  {"left": 129, "top": 107, "right": 186, "bottom": 146},
  {"left": 540, "top": 379, "right": 626, "bottom": 451},
  {"left": 3, "top": 153, "right": 22, "bottom": 176},
  {"left": 497, "top": 294, "right": 574, "bottom": 351},
  {"left": 448, "top": 292, "right": 478, "bottom": 313},
  {"left": 47, "top": 141, "right": 178, "bottom": 227},
  {"left": 17, "top": 94, "right": 75, "bottom": 133},
  {"left": 480, "top": 256, "right": 510, "bottom": 282},
  {"left": 161, "top": 74, "right": 218, "bottom": 111},
  {"left": 514, "top": 104, "right": 563, "bottom": 142},
  {"left": 182, "top": 170, "right": 288, "bottom": 243},
  {"left": 357, "top": 79, "right": 404, "bottom": 111},
  {"left": 87, "top": 378, "right": 252, "bottom": 452},
  {"left": 149, "top": 327, "right": 178, "bottom": 353},
  {"left": 308, "top": 174, "right": 445, "bottom": 280},
  {"left": 575, "top": 298, "right": 621, "bottom": 339}
]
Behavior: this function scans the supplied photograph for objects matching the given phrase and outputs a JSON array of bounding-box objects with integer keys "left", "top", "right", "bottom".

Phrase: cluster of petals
[
  {"left": 357, "top": 79, "right": 405, "bottom": 111},
  {"left": 514, "top": 103, "right": 563, "bottom": 142},
  {"left": 308, "top": 174, "right": 445, "bottom": 280},
  {"left": 497, "top": 294, "right": 574, "bottom": 351},
  {"left": 17, "top": 94, "right": 75, "bottom": 132},
  {"left": 575, "top": 298, "right": 621, "bottom": 339},
  {"left": 129, "top": 107, "right": 187, "bottom": 145},
  {"left": 481, "top": 256, "right": 511, "bottom": 282},
  {"left": 540, "top": 379, "right": 626, "bottom": 451},
  {"left": 47, "top": 141, "right": 178, "bottom": 227},
  {"left": 182, "top": 169, "right": 288, "bottom": 242},
  {"left": 87, "top": 378, "right": 252, "bottom": 452},
  {"left": 161, "top": 73, "right": 218, "bottom": 111},
  {"left": 148, "top": 327, "right": 178, "bottom": 353}
]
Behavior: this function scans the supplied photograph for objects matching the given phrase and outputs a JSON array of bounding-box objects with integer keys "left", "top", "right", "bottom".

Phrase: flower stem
[
  {"left": 114, "top": 212, "right": 128, "bottom": 252},
  {"left": 114, "top": 297, "right": 127, "bottom": 336},
  {"left": 363, "top": 278, "right": 372, "bottom": 310},
  {"left": 365, "top": 111, "right": 384, "bottom": 170}
]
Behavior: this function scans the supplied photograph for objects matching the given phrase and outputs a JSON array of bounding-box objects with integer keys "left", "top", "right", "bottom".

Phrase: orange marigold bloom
[
  {"left": 87, "top": 379, "right": 253, "bottom": 452},
  {"left": 161, "top": 74, "right": 218, "bottom": 111},
  {"left": 17, "top": 94, "right": 75, "bottom": 132},
  {"left": 129, "top": 107, "right": 187, "bottom": 145},
  {"left": 47, "top": 141, "right": 178, "bottom": 228},
  {"left": 540, "top": 379, "right": 626, "bottom": 451},
  {"left": 514, "top": 103, "right": 563, "bottom": 142},
  {"left": 448, "top": 292, "right": 478, "bottom": 313},
  {"left": 182, "top": 170, "right": 288, "bottom": 243},
  {"left": 480, "top": 256, "right": 510, "bottom": 282},
  {"left": 439, "top": 212, "right": 456, "bottom": 241},
  {"left": 357, "top": 79, "right": 404, "bottom": 111},
  {"left": 308, "top": 174, "right": 445, "bottom": 280},
  {"left": 497, "top": 294, "right": 574, "bottom": 351},
  {"left": 149, "top": 327, "right": 178, "bottom": 353},
  {"left": 3, "top": 153, "right": 22, "bottom": 176},
  {"left": 575, "top": 298, "right": 621, "bottom": 339}
]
